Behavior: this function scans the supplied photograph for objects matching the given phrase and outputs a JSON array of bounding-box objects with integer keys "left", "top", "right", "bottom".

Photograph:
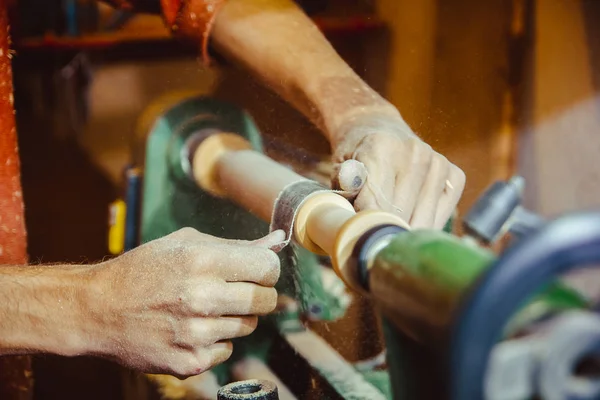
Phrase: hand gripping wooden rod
[{"left": 191, "top": 132, "right": 408, "bottom": 292}]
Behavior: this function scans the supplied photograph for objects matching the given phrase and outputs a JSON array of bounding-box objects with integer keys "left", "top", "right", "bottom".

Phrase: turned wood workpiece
[{"left": 192, "top": 132, "right": 409, "bottom": 292}]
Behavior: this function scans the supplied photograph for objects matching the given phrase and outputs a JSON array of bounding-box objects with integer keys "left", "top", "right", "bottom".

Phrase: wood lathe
[{"left": 118, "top": 94, "right": 600, "bottom": 400}]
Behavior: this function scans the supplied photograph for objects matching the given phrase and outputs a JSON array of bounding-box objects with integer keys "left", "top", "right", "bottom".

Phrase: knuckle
[
  {"left": 175, "top": 226, "right": 199, "bottom": 238},
  {"left": 417, "top": 142, "right": 434, "bottom": 156},
  {"left": 453, "top": 165, "right": 467, "bottom": 183},
  {"left": 185, "top": 319, "right": 206, "bottom": 342},
  {"left": 411, "top": 148, "right": 433, "bottom": 168},
  {"left": 434, "top": 153, "right": 449, "bottom": 166}
]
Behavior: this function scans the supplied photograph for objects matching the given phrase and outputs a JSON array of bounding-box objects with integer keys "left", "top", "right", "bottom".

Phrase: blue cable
[
  {"left": 450, "top": 211, "right": 600, "bottom": 400},
  {"left": 64, "top": 0, "right": 78, "bottom": 37},
  {"left": 124, "top": 167, "right": 142, "bottom": 252}
]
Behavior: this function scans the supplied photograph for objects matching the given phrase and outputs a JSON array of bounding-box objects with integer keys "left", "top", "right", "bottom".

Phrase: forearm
[
  {"left": 100, "top": 0, "right": 409, "bottom": 142},
  {"left": 0, "top": 265, "right": 95, "bottom": 357},
  {"left": 210, "top": 0, "right": 406, "bottom": 143}
]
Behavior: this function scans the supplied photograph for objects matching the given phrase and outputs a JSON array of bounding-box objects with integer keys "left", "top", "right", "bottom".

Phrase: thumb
[
  {"left": 249, "top": 230, "right": 287, "bottom": 252},
  {"left": 332, "top": 160, "right": 368, "bottom": 205},
  {"left": 333, "top": 159, "right": 367, "bottom": 195}
]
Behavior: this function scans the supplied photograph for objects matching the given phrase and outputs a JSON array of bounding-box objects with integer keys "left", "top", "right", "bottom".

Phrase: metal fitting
[{"left": 217, "top": 379, "right": 279, "bottom": 400}]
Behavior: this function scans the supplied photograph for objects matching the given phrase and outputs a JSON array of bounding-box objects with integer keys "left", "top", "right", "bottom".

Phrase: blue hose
[{"left": 450, "top": 211, "right": 600, "bottom": 400}]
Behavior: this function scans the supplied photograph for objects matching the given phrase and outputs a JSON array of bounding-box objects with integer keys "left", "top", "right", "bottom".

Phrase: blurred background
[{"left": 6, "top": 0, "right": 600, "bottom": 398}]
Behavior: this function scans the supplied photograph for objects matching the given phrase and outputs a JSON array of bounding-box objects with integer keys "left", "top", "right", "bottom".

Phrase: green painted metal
[
  {"left": 291, "top": 244, "right": 349, "bottom": 322},
  {"left": 375, "top": 229, "right": 588, "bottom": 399},
  {"left": 443, "top": 211, "right": 456, "bottom": 234},
  {"left": 371, "top": 230, "right": 588, "bottom": 341},
  {"left": 140, "top": 96, "right": 268, "bottom": 244}
]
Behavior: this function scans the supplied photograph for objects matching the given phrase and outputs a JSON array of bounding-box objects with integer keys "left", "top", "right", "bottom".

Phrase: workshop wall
[
  {"left": 518, "top": 0, "right": 600, "bottom": 216},
  {"left": 376, "top": 0, "right": 515, "bottom": 216},
  {"left": 81, "top": 57, "right": 219, "bottom": 186}
]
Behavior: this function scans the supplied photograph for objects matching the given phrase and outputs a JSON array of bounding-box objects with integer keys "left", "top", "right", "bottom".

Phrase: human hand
[
  {"left": 331, "top": 113, "right": 465, "bottom": 229},
  {"left": 86, "top": 228, "right": 283, "bottom": 378}
]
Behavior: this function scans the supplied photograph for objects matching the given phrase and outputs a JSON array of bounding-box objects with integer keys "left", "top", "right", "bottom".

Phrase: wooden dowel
[
  {"left": 217, "top": 150, "right": 306, "bottom": 222},
  {"left": 192, "top": 133, "right": 408, "bottom": 291}
]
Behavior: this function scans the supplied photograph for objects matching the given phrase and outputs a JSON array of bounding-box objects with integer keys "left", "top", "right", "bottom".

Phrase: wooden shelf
[{"left": 15, "top": 15, "right": 385, "bottom": 52}]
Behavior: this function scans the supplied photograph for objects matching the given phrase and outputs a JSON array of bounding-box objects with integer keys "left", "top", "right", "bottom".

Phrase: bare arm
[
  {"left": 0, "top": 265, "right": 93, "bottom": 357},
  {"left": 209, "top": 0, "right": 407, "bottom": 142},
  {"left": 102, "top": 0, "right": 465, "bottom": 228},
  {"left": 182, "top": 0, "right": 465, "bottom": 227},
  {"left": 0, "top": 229, "right": 282, "bottom": 377}
]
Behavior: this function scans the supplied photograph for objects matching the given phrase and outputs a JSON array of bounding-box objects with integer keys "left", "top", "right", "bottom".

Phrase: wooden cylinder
[
  {"left": 191, "top": 133, "right": 409, "bottom": 291},
  {"left": 192, "top": 133, "right": 360, "bottom": 254},
  {"left": 192, "top": 133, "right": 306, "bottom": 222},
  {"left": 218, "top": 150, "right": 305, "bottom": 222},
  {"left": 302, "top": 194, "right": 356, "bottom": 256}
]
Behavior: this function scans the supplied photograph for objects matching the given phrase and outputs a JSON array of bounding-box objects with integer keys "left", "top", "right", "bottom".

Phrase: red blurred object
[{"left": 0, "top": 4, "right": 33, "bottom": 399}]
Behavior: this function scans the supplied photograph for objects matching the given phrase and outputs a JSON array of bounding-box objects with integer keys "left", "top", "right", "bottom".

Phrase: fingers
[
  {"left": 409, "top": 154, "right": 450, "bottom": 229},
  {"left": 210, "top": 244, "right": 281, "bottom": 286},
  {"left": 248, "top": 229, "right": 286, "bottom": 251},
  {"left": 392, "top": 142, "right": 433, "bottom": 221},
  {"left": 186, "top": 316, "right": 258, "bottom": 346},
  {"left": 433, "top": 165, "right": 466, "bottom": 229},
  {"left": 167, "top": 228, "right": 282, "bottom": 286},
  {"left": 192, "top": 280, "right": 278, "bottom": 316},
  {"left": 220, "top": 283, "right": 277, "bottom": 316},
  {"left": 353, "top": 149, "right": 396, "bottom": 212},
  {"left": 347, "top": 137, "right": 464, "bottom": 229}
]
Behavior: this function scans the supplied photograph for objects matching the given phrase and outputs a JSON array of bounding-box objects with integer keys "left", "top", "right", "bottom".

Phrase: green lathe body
[{"left": 371, "top": 230, "right": 588, "bottom": 343}]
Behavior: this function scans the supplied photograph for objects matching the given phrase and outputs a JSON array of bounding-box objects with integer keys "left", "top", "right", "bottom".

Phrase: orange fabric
[
  {"left": 160, "top": 0, "right": 226, "bottom": 66},
  {"left": 0, "top": 5, "right": 33, "bottom": 399}
]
